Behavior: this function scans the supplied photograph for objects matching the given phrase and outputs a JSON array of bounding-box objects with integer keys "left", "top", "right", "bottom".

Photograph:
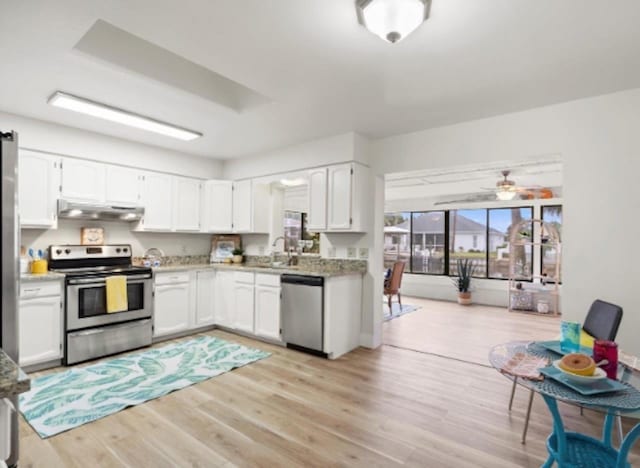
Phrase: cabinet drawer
[
  {"left": 20, "top": 281, "right": 61, "bottom": 298},
  {"left": 234, "top": 271, "right": 255, "bottom": 284},
  {"left": 155, "top": 272, "right": 190, "bottom": 285},
  {"left": 255, "top": 273, "right": 280, "bottom": 287}
]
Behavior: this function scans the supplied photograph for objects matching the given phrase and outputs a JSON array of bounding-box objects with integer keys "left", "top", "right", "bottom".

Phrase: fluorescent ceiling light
[
  {"left": 356, "top": 0, "right": 431, "bottom": 43},
  {"left": 48, "top": 92, "right": 202, "bottom": 141}
]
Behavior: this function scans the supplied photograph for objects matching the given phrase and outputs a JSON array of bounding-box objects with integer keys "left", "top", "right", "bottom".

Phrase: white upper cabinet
[
  {"left": 232, "top": 180, "right": 252, "bottom": 232},
  {"left": 60, "top": 158, "right": 106, "bottom": 203},
  {"left": 327, "top": 164, "right": 353, "bottom": 230},
  {"left": 307, "top": 168, "right": 328, "bottom": 231},
  {"left": 307, "top": 163, "right": 370, "bottom": 233},
  {"left": 105, "top": 165, "right": 142, "bottom": 206},
  {"left": 138, "top": 172, "right": 173, "bottom": 231},
  {"left": 173, "top": 177, "right": 201, "bottom": 232},
  {"left": 19, "top": 151, "right": 60, "bottom": 229},
  {"left": 201, "top": 180, "right": 233, "bottom": 233},
  {"left": 232, "top": 180, "right": 269, "bottom": 233}
]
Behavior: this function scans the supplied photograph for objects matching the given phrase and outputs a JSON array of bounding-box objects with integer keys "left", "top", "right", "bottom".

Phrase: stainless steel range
[{"left": 49, "top": 244, "right": 153, "bottom": 365}]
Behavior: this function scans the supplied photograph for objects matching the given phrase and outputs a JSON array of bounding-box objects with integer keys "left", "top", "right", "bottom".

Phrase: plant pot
[
  {"left": 232, "top": 255, "right": 243, "bottom": 264},
  {"left": 457, "top": 291, "right": 472, "bottom": 305}
]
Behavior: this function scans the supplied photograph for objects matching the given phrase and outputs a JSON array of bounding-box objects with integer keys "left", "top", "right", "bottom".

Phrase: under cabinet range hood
[{"left": 58, "top": 199, "right": 144, "bottom": 221}]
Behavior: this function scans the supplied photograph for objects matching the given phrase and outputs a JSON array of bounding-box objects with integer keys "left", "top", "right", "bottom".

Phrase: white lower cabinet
[
  {"left": 19, "top": 282, "right": 63, "bottom": 367},
  {"left": 214, "top": 271, "right": 235, "bottom": 328},
  {"left": 254, "top": 273, "right": 281, "bottom": 341},
  {"left": 195, "top": 270, "right": 215, "bottom": 327},
  {"left": 233, "top": 275, "right": 255, "bottom": 333},
  {"left": 154, "top": 275, "right": 190, "bottom": 337}
]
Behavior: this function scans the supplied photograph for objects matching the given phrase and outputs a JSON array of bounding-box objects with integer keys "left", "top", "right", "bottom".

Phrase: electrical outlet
[
  {"left": 327, "top": 247, "right": 336, "bottom": 258},
  {"left": 358, "top": 247, "right": 369, "bottom": 259},
  {"left": 347, "top": 247, "right": 357, "bottom": 259}
]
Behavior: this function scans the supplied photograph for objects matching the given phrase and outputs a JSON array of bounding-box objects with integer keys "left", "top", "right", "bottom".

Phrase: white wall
[
  {"left": 371, "top": 88, "right": 640, "bottom": 356},
  {"left": 222, "top": 132, "right": 359, "bottom": 180},
  {"left": 3, "top": 111, "right": 222, "bottom": 178}
]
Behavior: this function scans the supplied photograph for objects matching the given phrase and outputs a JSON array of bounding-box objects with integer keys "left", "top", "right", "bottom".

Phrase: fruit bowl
[{"left": 552, "top": 360, "right": 607, "bottom": 384}]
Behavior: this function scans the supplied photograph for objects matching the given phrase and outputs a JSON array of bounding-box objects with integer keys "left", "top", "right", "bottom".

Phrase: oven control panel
[{"left": 49, "top": 244, "right": 132, "bottom": 261}]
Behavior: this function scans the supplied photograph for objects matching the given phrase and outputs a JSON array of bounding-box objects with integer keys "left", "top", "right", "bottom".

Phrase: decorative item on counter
[
  {"left": 20, "top": 245, "right": 30, "bottom": 274},
  {"left": 452, "top": 258, "right": 475, "bottom": 305},
  {"left": 142, "top": 247, "right": 164, "bottom": 267},
  {"left": 28, "top": 248, "right": 48, "bottom": 274},
  {"left": 81, "top": 227, "right": 105, "bottom": 245},
  {"left": 210, "top": 235, "right": 241, "bottom": 263},
  {"left": 232, "top": 247, "right": 245, "bottom": 264},
  {"left": 593, "top": 340, "right": 619, "bottom": 380}
]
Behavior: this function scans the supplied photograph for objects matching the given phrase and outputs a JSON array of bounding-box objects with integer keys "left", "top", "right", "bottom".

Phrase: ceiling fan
[{"left": 433, "top": 170, "right": 554, "bottom": 206}]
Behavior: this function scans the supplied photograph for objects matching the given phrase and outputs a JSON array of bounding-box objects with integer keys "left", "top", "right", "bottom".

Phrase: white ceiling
[
  {"left": 385, "top": 157, "right": 563, "bottom": 201},
  {"left": 1, "top": 1, "right": 640, "bottom": 159}
]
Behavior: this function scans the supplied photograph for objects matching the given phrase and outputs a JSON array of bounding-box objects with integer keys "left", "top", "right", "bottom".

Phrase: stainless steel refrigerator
[{"left": 1, "top": 131, "right": 19, "bottom": 468}]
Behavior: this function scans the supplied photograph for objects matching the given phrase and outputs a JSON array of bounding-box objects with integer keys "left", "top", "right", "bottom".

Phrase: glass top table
[{"left": 489, "top": 341, "right": 640, "bottom": 467}]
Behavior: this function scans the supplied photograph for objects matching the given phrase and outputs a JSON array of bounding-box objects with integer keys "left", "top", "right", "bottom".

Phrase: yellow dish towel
[
  {"left": 106, "top": 275, "right": 128, "bottom": 313},
  {"left": 580, "top": 330, "right": 595, "bottom": 348}
]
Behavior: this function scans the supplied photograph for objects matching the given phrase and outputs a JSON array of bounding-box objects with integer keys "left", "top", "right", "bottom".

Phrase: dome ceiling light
[{"left": 355, "top": 0, "right": 432, "bottom": 44}]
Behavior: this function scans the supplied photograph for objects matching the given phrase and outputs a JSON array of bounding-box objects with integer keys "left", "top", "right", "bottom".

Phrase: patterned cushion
[{"left": 511, "top": 291, "right": 534, "bottom": 310}]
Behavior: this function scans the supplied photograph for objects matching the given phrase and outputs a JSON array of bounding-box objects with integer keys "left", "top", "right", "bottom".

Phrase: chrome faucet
[
  {"left": 271, "top": 236, "right": 292, "bottom": 265},
  {"left": 271, "top": 236, "right": 285, "bottom": 264}
]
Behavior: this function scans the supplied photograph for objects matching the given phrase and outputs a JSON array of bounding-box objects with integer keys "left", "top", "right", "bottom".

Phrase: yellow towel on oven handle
[{"left": 106, "top": 275, "right": 128, "bottom": 313}]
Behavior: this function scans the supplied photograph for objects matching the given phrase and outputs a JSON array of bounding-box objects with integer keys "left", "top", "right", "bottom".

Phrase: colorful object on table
[
  {"left": 580, "top": 330, "right": 595, "bottom": 348},
  {"left": 105, "top": 275, "right": 128, "bottom": 313},
  {"left": 552, "top": 360, "right": 607, "bottom": 384},
  {"left": 558, "top": 353, "right": 596, "bottom": 376},
  {"left": 539, "top": 365, "right": 628, "bottom": 396},
  {"left": 560, "top": 320, "right": 581, "bottom": 353},
  {"left": 593, "top": 340, "right": 619, "bottom": 380},
  {"left": 19, "top": 335, "right": 271, "bottom": 438},
  {"left": 500, "top": 352, "right": 548, "bottom": 381},
  {"left": 537, "top": 340, "right": 593, "bottom": 356}
]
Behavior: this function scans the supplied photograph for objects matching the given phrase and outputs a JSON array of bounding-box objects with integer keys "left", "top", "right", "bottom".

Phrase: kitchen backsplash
[{"left": 21, "top": 220, "right": 212, "bottom": 258}]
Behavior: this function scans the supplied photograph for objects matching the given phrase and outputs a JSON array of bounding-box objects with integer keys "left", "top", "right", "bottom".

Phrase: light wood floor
[
  {"left": 20, "top": 306, "right": 640, "bottom": 467},
  {"left": 383, "top": 297, "right": 561, "bottom": 365}
]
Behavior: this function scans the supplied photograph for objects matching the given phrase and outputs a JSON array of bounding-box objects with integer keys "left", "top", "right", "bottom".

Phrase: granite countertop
[
  {"left": 153, "top": 263, "right": 366, "bottom": 277},
  {"left": 21, "top": 271, "right": 66, "bottom": 283},
  {"left": 0, "top": 349, "right": 30, "bottom": 398}
]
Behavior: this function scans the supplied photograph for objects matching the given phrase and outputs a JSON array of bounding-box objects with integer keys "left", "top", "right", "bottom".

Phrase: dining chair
[
  {"left": 511, "top": 299, "right": 624, "bottom": 444},
  {"left": 384, "top": 261, "right": 405, "bottom": 315}
]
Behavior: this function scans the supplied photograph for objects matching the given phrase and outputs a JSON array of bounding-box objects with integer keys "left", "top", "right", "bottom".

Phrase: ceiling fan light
[
  {"left": 496, "top": 190, "right": 517, "bottom": 201},
  {"left": 356, "top": 0, "right": 431, "bottom": 44}
]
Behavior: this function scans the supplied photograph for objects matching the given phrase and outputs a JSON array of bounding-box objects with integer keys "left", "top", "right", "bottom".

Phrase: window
[
  {"left": 384, "top": 212, "right": 411, "bottom": 269},
  {"left": 383, "top": 205, "right": 556, "bottom": 281},
  {"left": 541, "top": 205, "right": 562, "bottom": 282},
  {"left": 411, "top": 211, "right": 445, "bottom": 274},
  {"left": 488, "top": 207, "right": 533, "bottom": 279},
  {"left": 449, "top": 209, "right": 487, "bottom": 277},
  {"left": 284, "top": 211, "right": 320, "bottom": 254}
]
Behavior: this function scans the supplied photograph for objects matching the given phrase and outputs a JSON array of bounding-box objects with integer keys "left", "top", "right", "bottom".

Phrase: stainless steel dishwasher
[{"left": 281, "top": 274, "right": 325, "bottom": 356}]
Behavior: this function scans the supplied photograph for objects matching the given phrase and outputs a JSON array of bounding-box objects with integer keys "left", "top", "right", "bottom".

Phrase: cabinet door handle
[{"left": 22, "top": 288, "right": 41, "bottom": 294}]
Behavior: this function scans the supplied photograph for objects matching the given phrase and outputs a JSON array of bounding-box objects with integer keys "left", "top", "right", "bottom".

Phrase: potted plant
[
  {"left": 231, "top": 247, "right": 244, "bottom": 264},
  {"left": 452, "top": 258, "right": 475, "bottom": 305}
]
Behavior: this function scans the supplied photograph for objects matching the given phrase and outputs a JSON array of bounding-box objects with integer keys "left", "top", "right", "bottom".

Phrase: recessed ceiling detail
[{"left": 73, "top": 20, "right": 270, "bottom": 113}]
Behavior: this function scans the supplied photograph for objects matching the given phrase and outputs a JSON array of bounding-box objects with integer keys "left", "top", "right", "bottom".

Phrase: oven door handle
[
  {"left": 70, "top": 318, "right": 152, "bottom": 336},
  {"left": 67, "top": 274, "right": 152, "bottom": 285}
]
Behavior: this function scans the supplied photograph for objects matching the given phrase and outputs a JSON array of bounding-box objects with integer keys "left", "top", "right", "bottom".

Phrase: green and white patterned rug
[{"left": 20, "top": 335, "right": 270, "bottom": 438}]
